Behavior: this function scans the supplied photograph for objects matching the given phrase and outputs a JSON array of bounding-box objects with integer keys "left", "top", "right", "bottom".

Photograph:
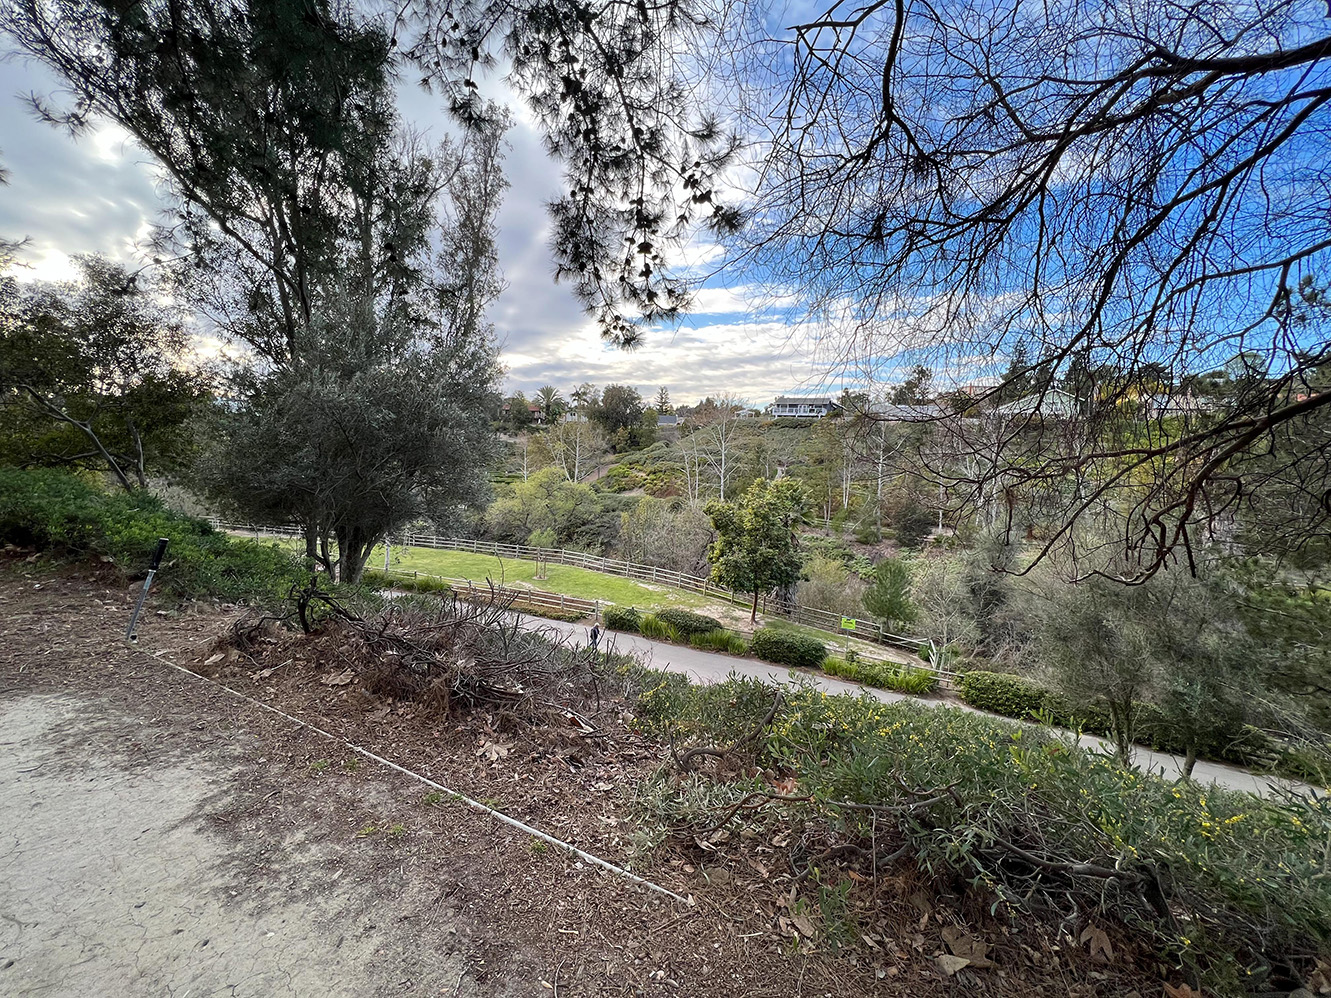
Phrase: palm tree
[{"left": 535, "top": 385, "right": 566, "bottom": 424}]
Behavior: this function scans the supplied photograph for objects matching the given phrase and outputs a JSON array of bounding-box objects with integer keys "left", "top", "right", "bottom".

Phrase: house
[
  {"left": 500, "top": 401, "right": 546, "bottom": 423},
  {"left": 656, "top": 413, "right": 679, "bottom": 428},
  {"left": 1139, "top": 392, "right": 1207, "bottom": 418},
  {"left": 990, "top": 389, "right": 1082, "bottom": 419},
  {"left": 769, "top": 396, "right": 843, "bottom": 418}
]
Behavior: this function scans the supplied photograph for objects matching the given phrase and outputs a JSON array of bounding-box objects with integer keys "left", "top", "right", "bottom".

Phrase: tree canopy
[
  {"left": 705, "top": 478, "right": 808, "bottom": 622},
  {"left": 0, "top": 257, "right": 212, "bottom": 490}
]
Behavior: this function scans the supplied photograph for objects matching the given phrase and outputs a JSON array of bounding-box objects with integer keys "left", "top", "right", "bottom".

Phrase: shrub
[
  {"left": 603, "top": 605, "right": 643, "bottom": 632},
  {"left": 688, "top": 629, "right": 749, "bottom": 655},
  {"left": 823, "top": 655, "right": 938, "bottom": 694},
  {"left": 508, "top": 602, "right": 586, "bottom": 623},
  {"left": 650, "top": 677, "right": 1331, "bottom": 992},
  {"left": 362, "top": 569, "right": 452, "bottom": 595},
  {"left": 960, "top": 670, "right": 1050, "bottom": 719},
  {"left": 0, "top": 468, "right": 305, "bottom": 602},
  {"left": 654, "top": 607, "right": 723, "bottom": 638},
  {"left": 634, "top": 671, "right": 779, "bottom": 742},
  {"left": 750, "top": 628, "right": 827, "bottom": 669},
  {"left": 638, "top": 613, "right": 683, "bottom": 643}
]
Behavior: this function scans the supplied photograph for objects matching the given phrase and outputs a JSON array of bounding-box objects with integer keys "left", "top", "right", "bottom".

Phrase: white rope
[{"left": 137, "top": 646, "right": 690, "bottom": 905}]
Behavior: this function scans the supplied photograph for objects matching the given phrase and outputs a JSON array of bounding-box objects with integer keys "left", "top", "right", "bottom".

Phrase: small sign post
[
  {"left": 126, "top": 537, "right": 169, "bottom": 642},
  {"left": 840, "top": 616, "right": 857, "bottom": 631}
]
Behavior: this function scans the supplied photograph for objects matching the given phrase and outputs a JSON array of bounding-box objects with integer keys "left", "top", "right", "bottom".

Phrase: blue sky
[{"left": 0, "top": 51, "right": 846, "bottom": 410}]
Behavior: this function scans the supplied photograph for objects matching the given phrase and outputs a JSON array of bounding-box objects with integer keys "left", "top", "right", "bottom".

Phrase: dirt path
[
  {"left": 0, "top": 566, "right": 923, "bottom": 998},
  {"left": 1, "top": 692, "right": 483, "bottom": 997}
]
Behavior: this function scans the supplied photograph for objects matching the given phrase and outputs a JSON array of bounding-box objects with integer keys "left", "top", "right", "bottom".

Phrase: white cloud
[{"left": 0, "top": 48, "right": 850, "bottom": 406}]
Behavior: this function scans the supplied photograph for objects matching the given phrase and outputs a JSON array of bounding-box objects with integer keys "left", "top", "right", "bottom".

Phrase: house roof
[
  {"left": 656, "top": 413, "right": 679, "bottom": 425},
  {"left": 991, "top": 389, "right": 1081, "bottom": 417},
  {"left": 772, "top": 396, "right": 840, "bottom": 406},
  {"left": 872, "top": 403, "right": 940, "bottom": 422}
]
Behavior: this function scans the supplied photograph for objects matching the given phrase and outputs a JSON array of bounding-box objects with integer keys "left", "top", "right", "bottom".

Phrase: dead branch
[{"left": 669, "top": 691, "right": 784, "bottom": 773}]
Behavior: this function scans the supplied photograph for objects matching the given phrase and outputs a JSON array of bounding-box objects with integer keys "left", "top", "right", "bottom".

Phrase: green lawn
[
  {"left": 381, "top": 546, "right": 715, "bottom": 610},
  {"left": 245, "top": 532, "right": 912, "bottom": 657}
]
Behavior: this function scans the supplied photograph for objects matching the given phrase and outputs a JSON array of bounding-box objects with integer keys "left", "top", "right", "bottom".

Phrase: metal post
[
  {"left": 384, "top": 541, "right": 391, "bottom": 571},
  {"left": 126, "top": 538, "right": 169, "bottom": 642}
]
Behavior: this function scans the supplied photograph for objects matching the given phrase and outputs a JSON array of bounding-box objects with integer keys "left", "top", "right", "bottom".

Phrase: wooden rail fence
[{"left": 214, "top": 520, "right": 932, "bottom": 655}]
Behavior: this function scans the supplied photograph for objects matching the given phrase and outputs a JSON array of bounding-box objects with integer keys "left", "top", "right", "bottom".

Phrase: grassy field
[
  {"left": 244, "top": 532, "right": 913, "bottom": 659},
  {"left": 380, "top": 546, "right": 717, "bottom": 610}
]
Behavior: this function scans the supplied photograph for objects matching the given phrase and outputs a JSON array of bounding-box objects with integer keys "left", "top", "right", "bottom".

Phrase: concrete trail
[{"left": 522, "top": 615, "right": 1315, "bottom": 800}]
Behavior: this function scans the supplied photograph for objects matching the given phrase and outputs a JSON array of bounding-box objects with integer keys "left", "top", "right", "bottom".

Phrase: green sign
[{"left": 841, "top": 616, "right": 856, "bottom": 630}]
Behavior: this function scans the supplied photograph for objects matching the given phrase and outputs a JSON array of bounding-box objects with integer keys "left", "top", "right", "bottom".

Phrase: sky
[{"left": 0, "top": 51, "right": 846, "bottom": 410}]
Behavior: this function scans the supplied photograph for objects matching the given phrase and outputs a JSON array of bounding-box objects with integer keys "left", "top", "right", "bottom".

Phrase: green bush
[
  {"left": 688, "top": 629, "right": 750, "bottom": 655},
  {"left": 648, "top": 677, "right": 1331, "bottom": 991},
  {"left": 750, "top": 627, "right": 827, "bottom": 669},
  {"left": 638, "top": 613, "right": 683, "bottom": 643},
  {"left": 362, "top": 569, "right": 452, "bottom": 595},
  {"left": 654, "top": 607, "right": 723, "bottom": 637},
  {"left": 960, "top": 670, "right": 1050, "bottom": 719},
  {"left": 603, "top": 605, "right": 643, "bottom": 632},
  {"left": 0, "top": 468, "right": 305, "bottom": 602},
  {"left": 824, "top": 655, "right": 938, "bottom": 694},
  {"left": 634, "top": 671, "right": 778, "bottom": 742}
]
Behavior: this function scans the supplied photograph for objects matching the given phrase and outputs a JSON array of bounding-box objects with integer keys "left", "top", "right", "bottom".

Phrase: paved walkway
[{"left": 526, "top": 616, "right": 1315, "bottom": 799}]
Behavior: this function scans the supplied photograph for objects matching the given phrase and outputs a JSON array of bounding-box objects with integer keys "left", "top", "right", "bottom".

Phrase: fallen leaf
[
  {"left": 790, "top": 913, "right": 817, "bottom": 938},
  {"left": 204, "top": 652, "right": 224, "bottom": 666},
  {"left": 321, "top": 669, "right": 355, "bottom": 686},
  {"left": 936, "top": 954, "right": 970, "bottom": 976},
  {"left": 942, "top": 925, "right": 993, "bottom": 968},
  {"left": 1163, "top": 984, "right": 1200, "bottom": 998},
  {"left": 476, "top": 741, "right": 512, "bottom": 762},
  {"left": 1080, "top": 924, "right": 1114, "bottom": 962}
]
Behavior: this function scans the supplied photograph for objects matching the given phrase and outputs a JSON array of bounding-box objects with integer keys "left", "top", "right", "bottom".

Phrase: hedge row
[
  {"left": 0, "top": 468, "right": 305, "bottom": 602},
  {"left": 603, "top": 605, "right": 643, "bottom": 632},
  {"left": 362, "top": 569, "right": 452, "bottom": 595},
  {"left": 654, "top": 607, "right": 723, "bottom": 637},
  {"left": 750, "top": 628, "right": 827, "bottom": 669},
  {"left": 959, "top": 669, "right": 1277, "bottom": 768},
  {"left": 959, "top": 670, "right": 1048, "bottom": 719}
]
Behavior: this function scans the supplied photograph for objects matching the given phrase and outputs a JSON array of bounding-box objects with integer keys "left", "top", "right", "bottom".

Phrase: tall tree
[
  {"left": 692, "top": 393, "right": 746, "bottom": 500},
  {"left": 655, "top": 386, "right": 672, "bottom": 413},
  {"left": 535, "top": 385, "right": 566, "bottom": 424},
  {"left": 591, "top": 384, "right": 645, "bottom": 433},
  {"left": 705, "top": 478, "right": 808, "bottom": 622},
  {"left": 7, "top": 0, "right": 507, "bottom": 580},
  {"left": 863, "top": 557, "right": 918, "bottom": 635}
]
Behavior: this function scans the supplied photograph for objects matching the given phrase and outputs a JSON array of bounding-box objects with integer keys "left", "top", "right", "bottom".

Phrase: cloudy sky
[{"left": 0, "top": 51, "right": 848, "bottom": 410}]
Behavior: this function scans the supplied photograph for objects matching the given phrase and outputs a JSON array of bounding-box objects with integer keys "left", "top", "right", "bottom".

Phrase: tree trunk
[
  {"left": 1182, "top": 745, "right": 1198, "bottom": 779},
  {"left": 337, "top": 526, "right": 376, "bottom": 585},
  {"left": 751, "top": 588, "right": 759, "bottom": 624}
]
